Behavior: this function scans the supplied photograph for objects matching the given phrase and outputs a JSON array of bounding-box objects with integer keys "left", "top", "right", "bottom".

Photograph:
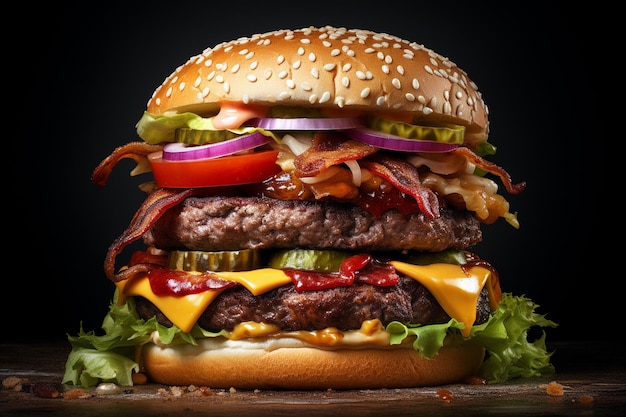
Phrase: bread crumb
[
  {"left": 578, "top": 394, "right": 595, "bottom": 404},
  {"left": 546, "top": 381, "right": 564, "bottom": 396},
  {"left": 2, "top": 376, "right": 27, "bottom": 391}
]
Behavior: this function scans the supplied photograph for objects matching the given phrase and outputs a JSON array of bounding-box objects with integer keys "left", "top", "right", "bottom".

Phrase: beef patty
[
  {"left": 143, "top": 196, "right": 482, "bottom": 252},
  {"left": 135, "top": 275, "right": 491, "bottom": 332}
]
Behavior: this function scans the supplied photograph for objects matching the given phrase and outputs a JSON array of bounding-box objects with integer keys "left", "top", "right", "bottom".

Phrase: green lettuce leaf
[
  {"left": 135, "top": 111, "right": 277, "bottom": 144},
  {"left": 385, "top": 293, "right": 558, "bottom": 383}
]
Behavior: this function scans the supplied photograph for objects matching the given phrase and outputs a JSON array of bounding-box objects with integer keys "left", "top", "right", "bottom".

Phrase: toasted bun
[
  {"left": 142, "top": 338, "right": 485, "bottom": 390},
  {"left": 147, "top": 26, "right": 488, "bottom": 147}
]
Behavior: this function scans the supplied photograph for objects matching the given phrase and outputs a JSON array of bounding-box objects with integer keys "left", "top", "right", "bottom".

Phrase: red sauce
[
  {"left": 147, "top": 268, "right": 237, "bottom": 296},
  {"left": 353, "top": 185, "right": 421, "bottom": 217},
  {"left": 286, "top": 255, "right": 399, "bottom": 292},
  {"left": 129, "top": 251, "right": 399, "bottom": 297},
  {"left": 250, "top": 172, "right": 421, "bottom": 218}
]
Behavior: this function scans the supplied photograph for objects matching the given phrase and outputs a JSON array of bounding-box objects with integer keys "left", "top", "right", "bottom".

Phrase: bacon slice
[
  {"left": 451, "top": 147, "right": 526, "bottom": 194},
  {"left": 92, "top": 141, "right": 163, "bottom": 187},
  {"left": 104, "top": 188, "right": 198, "bottom": 282},
  {"left": 294, "top": 131, "right": 377, "bottom": 177},
  {"left": 361, "top": 155, "right": 440, "bottom": 220}
]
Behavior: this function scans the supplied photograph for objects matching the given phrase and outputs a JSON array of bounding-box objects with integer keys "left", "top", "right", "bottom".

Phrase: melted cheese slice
[
  {"left": 116, "top": 263, "right": 492, "bottom": 336},
  {"left": 116, "top": 268, "right": 292, "bottom": 332},
  {"left": 390, "top": 261, "right": 492, "bottom": 337}
]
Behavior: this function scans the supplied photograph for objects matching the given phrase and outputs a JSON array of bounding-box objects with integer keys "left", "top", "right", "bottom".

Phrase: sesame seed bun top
[{"left": 147, "top": 26, "right": 489, "bottom": 147}]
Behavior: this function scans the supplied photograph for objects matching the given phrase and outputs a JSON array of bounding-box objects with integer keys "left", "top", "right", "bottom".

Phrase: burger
[{"left": 63, "top": 26, "right": 557, "bottom": 390}]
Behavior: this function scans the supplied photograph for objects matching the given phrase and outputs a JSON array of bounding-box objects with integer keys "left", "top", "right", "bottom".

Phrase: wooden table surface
[{"left": 1, "top": 340, "right": 624, "bottom": 416}]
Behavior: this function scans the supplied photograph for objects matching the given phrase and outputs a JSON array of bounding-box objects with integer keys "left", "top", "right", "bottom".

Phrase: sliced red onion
[
  {"left": 163, "top": 132, "right": 270, "bottom": 161},
  {"left": 344, "top": 128, "right": 459, "bottom": 153},
  {"left": 249, "top": 117, "right": 364, "bottom": 130}
]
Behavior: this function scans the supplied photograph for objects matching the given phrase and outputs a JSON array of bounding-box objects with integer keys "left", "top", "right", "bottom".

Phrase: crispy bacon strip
[
  {"left": 92, "top": 141, "right": 163, "bottom": 187},
  {"left": 104, "top": 188, "right": 198, "bottom": 282},
  {"left": 294, "top": 131, "right": 377, "bottom": 177},
  {"left": 361, "top": 155, "right": 440, "bottom": 220},
  {"left": 451, "top": 147, "right": 526, "bottom": 194}
]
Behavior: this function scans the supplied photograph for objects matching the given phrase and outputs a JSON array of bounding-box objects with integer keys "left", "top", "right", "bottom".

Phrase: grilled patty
[
  {"left": 135, "top": 275, "right": 491, "bottom": 332},
  {"left": 143, "top": 196, "right": 482, "bottom": 252}
]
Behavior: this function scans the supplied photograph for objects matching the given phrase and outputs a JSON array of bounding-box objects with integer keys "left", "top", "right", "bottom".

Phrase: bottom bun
[{"left": 142, "top": 338, "right": 485, "bottom": 389}]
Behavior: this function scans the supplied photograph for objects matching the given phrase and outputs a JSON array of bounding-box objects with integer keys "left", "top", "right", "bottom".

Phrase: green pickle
[
  {"left": 168, "top": 249, "right": 262, "bottom": 272},
  {"left": 175, "top": 127, "right": 238, "bottom": 145},
  {"left": 269, "top": 249, "right": 351, "bottom": 272},
  {"left": 401, "top": 249, "right": 467, "bottom": 265},
  {"left": 368, "top": 117, "right": 465, "bottom": 144}
]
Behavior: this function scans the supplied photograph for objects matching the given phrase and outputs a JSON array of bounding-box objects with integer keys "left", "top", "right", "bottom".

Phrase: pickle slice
[
  {"left": 175, "top": 127, "right": 238, "bottom": 145},
  {"left": 168, "top": 249, "right": 262, "bottom": 272},
  {"left": 401, "top": 249, "right": 467, "bottom": 265},
  {"left": 368, "top": 117, "right": 465, "bottom": 144},
  {"left": 269, "top": 249, "right": 351, "bottom": 272}
]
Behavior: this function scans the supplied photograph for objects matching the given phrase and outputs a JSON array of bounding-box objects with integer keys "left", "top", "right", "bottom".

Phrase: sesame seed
[
  {"left": 342, "top": 77, "right": 350, "bottom": 87},
  {"left": 376, "top": 96, "right": 386, "bottom": 106},
  {"left": 331, "top": 48, "right": 340, "bottom": 56},
  {"left": 319, "top": 91, "right": 331, "bottom": 103},
  {"left": 297, "top": 47, "right": 305, "bottom": 56},
  {"left": 247, "top": 74, "right": 257, "bottom": 82},
  {"left": 293, "top": 60, "right": 301, "bottom": 69},
  {"left": 179, "top": 82, "right": 186, "bottom": 91},
  {"left": 286, "top": 79, "right": 295, "bottom": 89},
  {"left": 360, "top": 88, "right": 371, "bottom": 98},
  {"left": 232, "top": 63, "right": 240, "bottom": 74},
  {"left": 392, "top": 78, "right": 401, "bottom": 89},
  {"left": 311, "top": 68, "right": 319, "bottom": 79},
  {"left": 223, "top": 82, "right": 230, "bottom": 93}
]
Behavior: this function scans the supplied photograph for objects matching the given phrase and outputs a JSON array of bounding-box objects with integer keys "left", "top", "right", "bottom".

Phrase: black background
[{"left": 12, "top": 3, "right": 602, "bottom": 346}]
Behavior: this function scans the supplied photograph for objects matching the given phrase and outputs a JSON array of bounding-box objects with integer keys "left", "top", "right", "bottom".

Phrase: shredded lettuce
[{"left": 63, "top": 291, "right": 557, "bottom": 387}]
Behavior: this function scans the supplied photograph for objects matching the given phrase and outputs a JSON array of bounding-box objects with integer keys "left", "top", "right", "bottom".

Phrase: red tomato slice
[{"left": 148, "top": 150, "right": 281, "bottom": 188}]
